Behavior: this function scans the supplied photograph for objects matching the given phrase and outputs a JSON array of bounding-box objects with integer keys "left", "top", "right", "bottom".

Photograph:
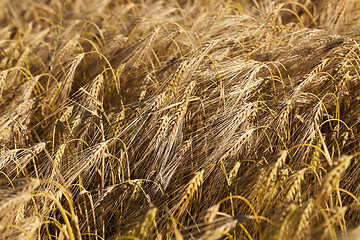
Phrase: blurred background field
[{"left": 1, "top": 0, "right": 360, "bottom": 239}]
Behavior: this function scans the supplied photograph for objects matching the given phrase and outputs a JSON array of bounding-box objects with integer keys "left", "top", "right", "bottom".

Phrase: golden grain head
[{"left": 1, "top": 0, "right": 360, "bottom": 239}]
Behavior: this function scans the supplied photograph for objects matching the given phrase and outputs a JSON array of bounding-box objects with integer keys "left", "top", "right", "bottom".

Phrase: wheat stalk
[
  {"left": 159, "top": 139, "right": 192, "bottom": 190},
  {"left": 59, "top": 105, "right": 74, "bottom": 123},
  {"left": 276, "top": 101, "right": 292, "bottom": 138},
  {"left": 181, "top": 215, "right": 248, "bottom": 240},
  {"left": 310, "top": 138, "right": 322, "bottom": 170},
  {"left": 166, "top": 81, "right": 196, "bottom": 140},
  {"left": 172, "top": 60, "right": 188, "bottom": 88},
  {"left": 130, "top": 179, "right": 143, "bottom": 200},
  {"left": 180, "top": 80, "right": 196, "bottom": 103},
  {"left": 53, "top": 53, "right": 84, "bottom": 105},
  {"left": 2, "top": 0, "right": 360, "bottom": 239},
  {"left": 114, "top": 107, "right": 126, "bottom": 138},
  {"left": 64, "top": 141, "right": 109, "bottom": 185},
  {"left": 256, "top": 150, "right": 288, "bottom": 205},
  {"left": 153, "top": 115, "right": 170, "bottom": 146},
  {"left": 313, "top": 101, "right": 324, "bottom": 126},
  {"left": 168, "top": 102, "right": 188, "bottom": 139},
  {"left": 267, "top": 150, "right": 288, "bottom": 186},
  {"left": 14, "top": 203, "right": 25, "bottom": 225}
]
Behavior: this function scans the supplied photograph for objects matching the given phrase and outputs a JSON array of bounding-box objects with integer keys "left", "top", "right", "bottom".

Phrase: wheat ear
[
  {"left": 0, "top": 70, "right": 8, "bottom": 99},
  {"left": 136, "top": 207, "right": 157, "bottom": 238},
  {"left": 319, "top": 206, "right": 347, "bottom": 239},
  {"left": 203, "top": 204, "right": 220, "bottom": 223},
  {"left": 294, "top": 199, "right": 314, "bottom": 240},
  {"left": 318, "top": 155, "right": 351, "bottom": 204},
  {"left": 284, "top": 169, "right": 306, "bottom": 202},
  {"left": 54, "top": 39, "right": 77, "bottom": 66},
  {"left": 168, "top": 81, "right": 196, "bottom": 138},
  {"left": 177, "top": 170, "right": 204, "bottom": 217},
  {"left": 220, "top": 129, "right": 255, "bottom": 163},
  {"left": 275, "top": 204, "right": 298, "bottom": 240},
  {"left": 256, "top": 150, "right": 288, "bottom": 202},
  {"left": 228, "top": 161, "right": 241, "bottom": 187},
  {"left": 151, "top": 92, "right": 168, "bottom": 112},
  {"left": 88, "top": 73, "right": 104, "bottom": 108},
  {"left": 267, "top": 150, "right": 288, "bottom": 186},
  {"left": 172, "top": 60, "right": 188, "bottom": 87},
  {"left": 50, "top": 143, "right": 66, "bottom": 180}
]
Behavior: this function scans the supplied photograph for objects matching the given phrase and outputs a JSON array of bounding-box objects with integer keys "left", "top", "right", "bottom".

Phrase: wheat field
[{"left": 1, "top": 0, "right": 360, "bottom": 239}]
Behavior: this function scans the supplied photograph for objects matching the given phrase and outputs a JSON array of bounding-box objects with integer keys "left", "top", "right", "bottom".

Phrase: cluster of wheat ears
[{"left": 1, "top": 0, "right": 360, "bottom": 239}]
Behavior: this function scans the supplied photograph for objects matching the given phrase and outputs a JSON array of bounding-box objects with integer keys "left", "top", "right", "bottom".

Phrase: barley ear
[
  {"left": 203, "top": 204, "right": 220, "bottom": 223},
  {"left": 275, "top": 204, "right": 298, "bottom": 240},
  {"left": 50, "top": 143, "right": 66, "bottom": 180},
  {"left": 136, "top": 207, "right": 157, "bottom": 238},
  {"left": 228, "top": 161, "right": 241, "bottom": 187},
  {"left": 293, "top": 199, "right": 314, "bottom": 240},
  {"left": 317, "top": 155, "right": 352, "bottom": 204},
  {"left": 177, "top": 170, "right": 204, "bottom": 217},
  {"left": 0, "top": 70, "right": 8, "bottom": 99},
  {"left": 284, "top": 169, "right": 306, "bottom": 202}
]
